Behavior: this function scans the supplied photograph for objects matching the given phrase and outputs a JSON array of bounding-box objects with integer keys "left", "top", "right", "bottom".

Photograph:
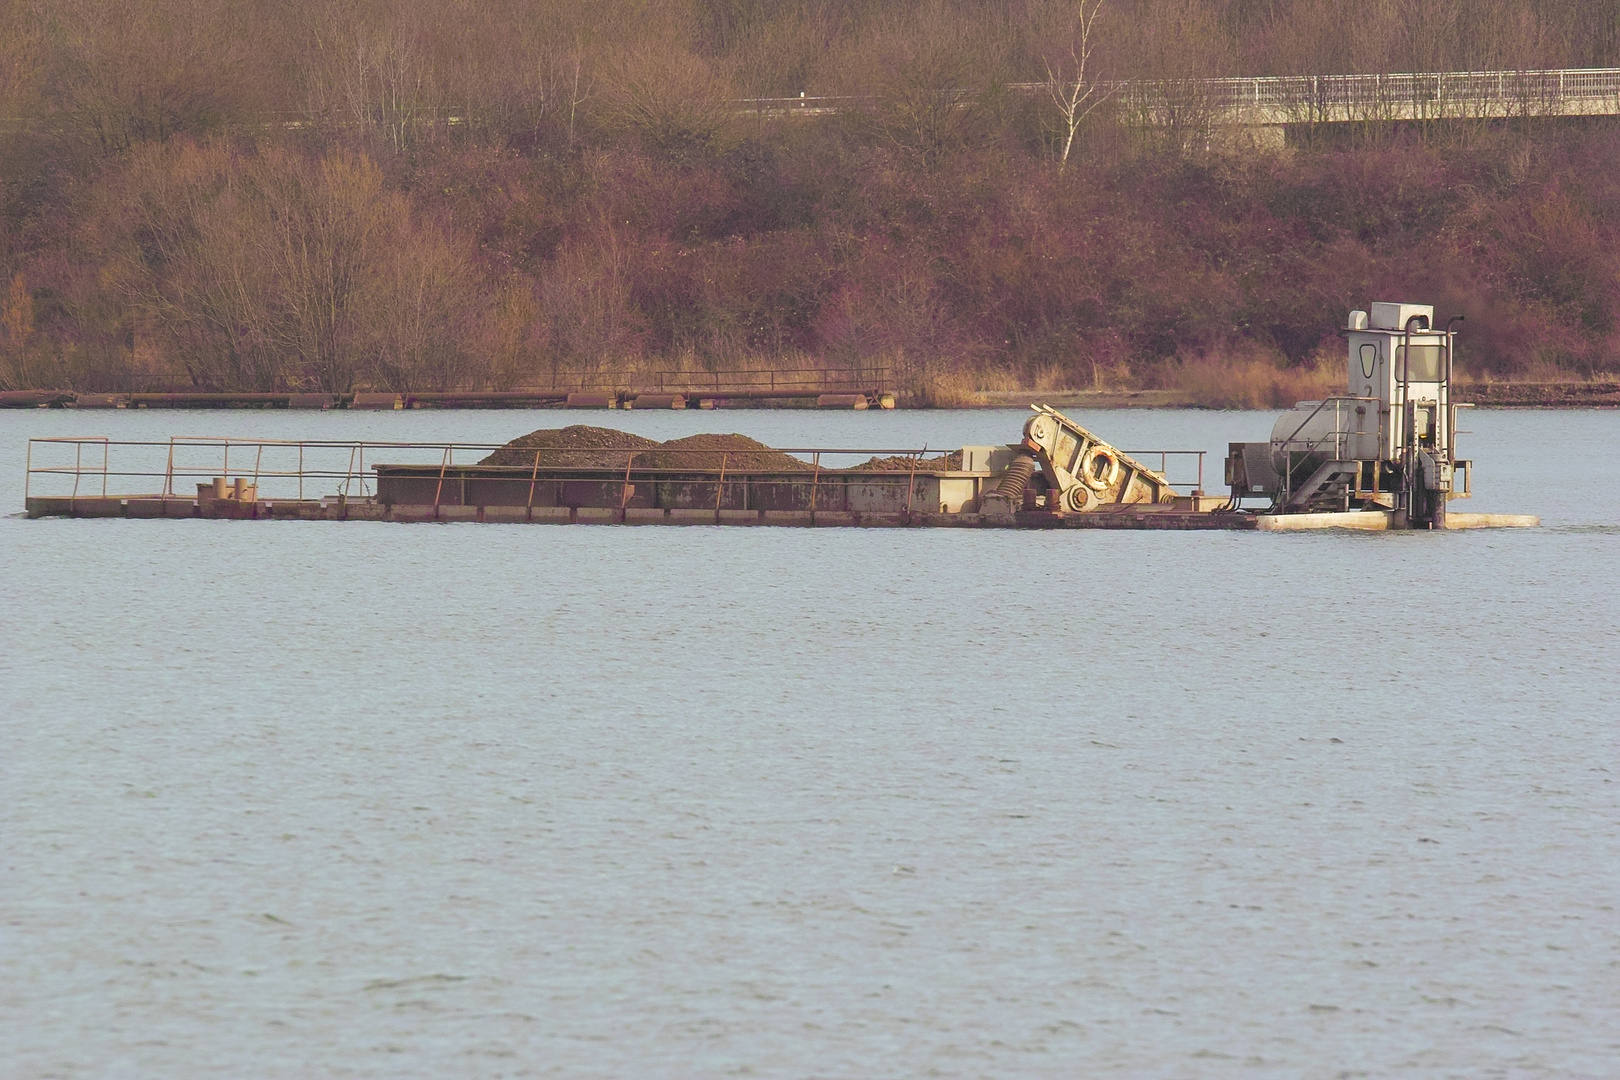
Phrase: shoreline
[
  {"left": 4, "top": 384, "right": 1619, "bottom": 411},
  {"left": 975, "top": 384, "right": 1620, "bottom": 410}
]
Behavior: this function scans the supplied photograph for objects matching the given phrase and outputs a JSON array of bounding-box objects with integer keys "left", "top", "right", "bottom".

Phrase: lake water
[{"left": 2, "top": 407, "right": 1617, "bottom": 1078}]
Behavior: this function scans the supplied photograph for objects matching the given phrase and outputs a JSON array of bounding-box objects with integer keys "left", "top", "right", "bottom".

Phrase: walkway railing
[
  {"left": 26, "top": 435, "right": 1211, "bottom": 507},
  {"left": 24, "top": 436, "right": 945, "bottom": 504},
  {"left": 748, "top": 67, "right": 1620, "bottom": 124},
  {"left": 1123, "top": 449, "right": 1207, "bottom": 494}
]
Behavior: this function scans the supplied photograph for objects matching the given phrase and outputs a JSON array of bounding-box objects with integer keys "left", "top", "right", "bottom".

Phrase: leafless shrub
[
  {"left": 599, "top": 45, "right": 738, "bottom": 158},
  {"left": 1119, "top": 0, "right": 1233, "bottom": 156},
  {"left": 97, "top": 141, "right": 477, "bottom": 391}
]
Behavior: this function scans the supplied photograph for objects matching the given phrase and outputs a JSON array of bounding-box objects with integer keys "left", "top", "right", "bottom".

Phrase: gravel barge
[{"left": 20, "top": 302, "right": 1540, "bottom": 530}]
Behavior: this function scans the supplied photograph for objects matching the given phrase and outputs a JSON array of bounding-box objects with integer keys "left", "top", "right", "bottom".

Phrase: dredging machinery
[
  {"left": 1226, "top": 301, "right": 1477, "bottom": 529},
  {"left": 22, "top": 300, "right": 1536, "bottom": 530}
]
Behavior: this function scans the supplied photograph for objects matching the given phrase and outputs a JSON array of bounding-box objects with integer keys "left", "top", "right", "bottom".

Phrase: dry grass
[
  {"left": 510, "top": 350, "right": 851, "bottom": 392},
  {"left": 1165, "top": 352, "right": 1342, "bottom": 409},
  {"left": 1466, "top": 359, "right": 1605, "bottom": 384},
  {"left": 909, "top": 369, "right": 986, "bottom": 407},
  {"left": 974, "top": 366, "right": 1023, "bottom": 393},
  {"left": 1030, "top": 364, "right": 1072, "bottom": 393}
]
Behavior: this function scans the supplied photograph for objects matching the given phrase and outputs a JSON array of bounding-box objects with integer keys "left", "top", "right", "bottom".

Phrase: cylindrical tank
[
  {"left": 1271, "top": 402, "right": 1330, "bottom": 478},
  {"left": 1270, "top": 398, "right": 1382, "bottom": 480}
]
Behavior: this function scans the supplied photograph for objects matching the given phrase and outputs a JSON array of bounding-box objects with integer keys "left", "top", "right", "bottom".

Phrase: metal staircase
[{"left": 1283, "top": 459, "right": 1361, "bottom": 511}]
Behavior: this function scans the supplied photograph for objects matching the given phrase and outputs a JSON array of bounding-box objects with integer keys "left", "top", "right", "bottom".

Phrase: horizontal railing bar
[
  {"left": 29, "top": 439, "right": 1205, "bottom": 459},
  {"left": 27, "top": 468, "right": 956, "bottom": 480},
  {"left": 28, "top": 438, "right": 945, "bottom": 454}
]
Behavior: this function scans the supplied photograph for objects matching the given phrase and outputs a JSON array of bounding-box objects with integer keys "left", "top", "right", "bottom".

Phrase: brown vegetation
[{"left": 5, "top": 0, "right": 1620, "bottom": 401}]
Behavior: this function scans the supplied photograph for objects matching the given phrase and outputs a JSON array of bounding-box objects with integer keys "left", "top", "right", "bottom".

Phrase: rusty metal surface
[
  {"left": 0, "top": 389, "right": 76, "bottom": 407},
  {"left": 1007, "top": 405, "right": 1183, "bottom": 513},
  {"left": 24, "top": 494, "right": 1277, "bottom": 528}
]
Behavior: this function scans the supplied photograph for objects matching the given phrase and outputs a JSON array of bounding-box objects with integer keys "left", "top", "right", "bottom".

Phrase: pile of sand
[
  {"left": 482, "top": 427, "right": 960, "bottom": 473},
  {"left": 478, "top": 426, "right": 658, "bottom": 469},
  {"left": 480, "top": 427, "right": 814, "bottom": 471},
  {"left": 848, "top": 451, "right": 963, "bottom": 472},
  {"left": 647, "top": 433, "right": 812, "bottom": 471}
]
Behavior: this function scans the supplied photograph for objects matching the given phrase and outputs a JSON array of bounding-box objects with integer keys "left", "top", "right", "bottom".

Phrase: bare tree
[
  {"left": 1043, "top": 0, "right": 1112, "bottom": 172},
  {"left": 1121, "top": 0, "right": 1234, "bottom": 157},
  {"left": 307, "top": 22, "right": 431, "bottom": 155},
  {"left": 2, "top": 272, "right": 30, "bottom": 351},
  {"left": 530, "top": 39, "right": 592, "bottom": 149},
  {"left": 369, "top": 214, "right": 475, "bottom": 391},
  {"left": 602, "top": 44, "right": 736, "bottom": 157},
  {"left": 1, "top": 271, "right": 33, "bottom": 386},
  {"left": 561, "top": 43, "right": 592, "bottom": 148}
]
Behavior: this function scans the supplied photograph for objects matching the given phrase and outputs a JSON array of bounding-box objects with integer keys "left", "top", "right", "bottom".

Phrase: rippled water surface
[{"left": 3, "top": 407, "right": 1618, "bottom": 1078}]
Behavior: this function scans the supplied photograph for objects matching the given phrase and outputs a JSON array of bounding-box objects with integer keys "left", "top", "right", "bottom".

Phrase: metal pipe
[
  {"left": 1401, "top": 315, "right": 1420, "bottom": 517},
  {"left": 433, "top": 447, "right": 450, "bottom": 510},
  {"left": 1444, "top": 315, "right": 1465, "bottom": 460},
  {"left": 905, "top": 448, "right": 925, "bottom": 516}
]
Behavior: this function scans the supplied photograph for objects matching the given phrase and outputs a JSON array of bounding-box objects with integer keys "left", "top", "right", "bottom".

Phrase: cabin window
[
  {"left": 1359, "top": 343, "right": 1378, "bottom": 379},
  {"left": 1395, "top": 343, "right": 1445, "bottom": 381}
]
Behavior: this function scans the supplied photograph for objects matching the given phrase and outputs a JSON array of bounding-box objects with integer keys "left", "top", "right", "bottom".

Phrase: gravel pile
[
  {"left": 848, "top": 451, "right": 962, "bottom": 472},
  {"left": 478, "top": 426, "right": 658, "bottom": 468},
  {"left": 481, "top": 427, "right": 958, "bottom": 473},
  {"left": 648, "top": 433, "right": 812, "bottom": 471}
]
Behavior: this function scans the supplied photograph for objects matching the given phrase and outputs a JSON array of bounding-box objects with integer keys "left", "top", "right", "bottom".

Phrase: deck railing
[
  {"left": 27, "top": 436, "right": 1217, "bottom": 512},
  {"left": 25, "top": 436, "right": 947, "bottom": 504},
  {"left": 1123, "top": 449, "right": 1207, "bottom": 494}
]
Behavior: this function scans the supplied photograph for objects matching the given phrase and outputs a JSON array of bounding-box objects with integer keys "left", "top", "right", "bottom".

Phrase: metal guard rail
[
  {"left": 747, "top": 66, "right": 1620, "bottom": 116},
  {"left": 1271, "top": 396, "right": 1385, "bottom": 508},
  {"left": 26, "top": 436, "right": 1211, "bottom": 503}
]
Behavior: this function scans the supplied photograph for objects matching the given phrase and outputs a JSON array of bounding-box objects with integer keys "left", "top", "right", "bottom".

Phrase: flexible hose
[{"left": 993, "top": 454, "right": 1037, "bottom": 506}]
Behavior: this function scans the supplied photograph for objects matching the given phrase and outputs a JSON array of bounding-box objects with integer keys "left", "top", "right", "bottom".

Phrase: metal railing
[
  {"left": 1084, "top": 68, "right": 1620, "bottom": 114},
  {"left": 25, "top": 436, "right": 945, "bottom": 504},
  {"left": 748, "top": 67, "right": 1620, "bottom": 124},
  {"left": 1123, "top": 449, "right": 1207, "bottom": 494},
  {"left": 25, "top": 435, "right": 1208, "bottom": 508},
  {"left": 1270, "top": 396, "right": 1384, "bottom": 508}
]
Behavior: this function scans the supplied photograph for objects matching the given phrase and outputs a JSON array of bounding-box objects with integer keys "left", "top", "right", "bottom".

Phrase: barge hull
[{"left": 23, "top": 496, "right": 1537, "bottom": 530}]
